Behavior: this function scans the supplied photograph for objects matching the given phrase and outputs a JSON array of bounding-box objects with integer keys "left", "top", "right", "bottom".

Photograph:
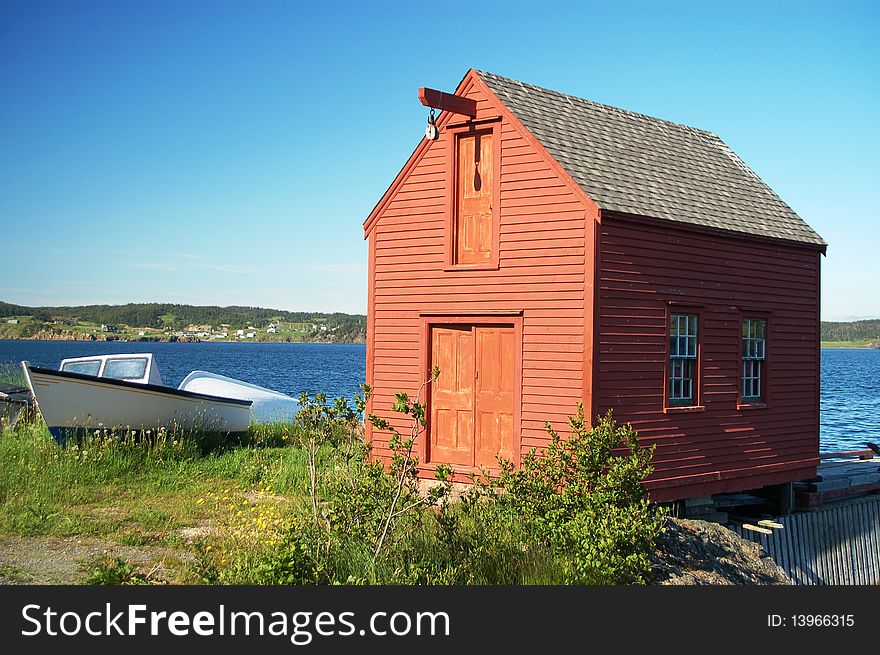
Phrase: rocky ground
[{"left": 651, "top": 517, "right": 791, "bottom": 584}]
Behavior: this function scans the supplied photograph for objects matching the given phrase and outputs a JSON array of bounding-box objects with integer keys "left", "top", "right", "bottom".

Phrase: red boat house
[{"left": 362, "top": 69, "right": 826, "bottom": 502}]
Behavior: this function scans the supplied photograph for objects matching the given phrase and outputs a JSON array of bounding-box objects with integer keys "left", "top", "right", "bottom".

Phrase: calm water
[
  {"left": 0, "top": 340, "right": 366, "bottom": 402},
  {"left": 1, "top": 341, "right": 877, "bottom": 452},
  {"left": 820, "top": 348, "right": 880, "bottom": 452}
]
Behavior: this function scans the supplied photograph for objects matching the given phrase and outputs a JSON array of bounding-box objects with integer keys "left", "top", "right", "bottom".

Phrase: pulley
[{"left": 425, "top": 108, "right": 439, "bottom": 141}]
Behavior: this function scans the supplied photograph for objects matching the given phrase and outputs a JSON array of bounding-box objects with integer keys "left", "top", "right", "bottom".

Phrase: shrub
[
  {"left": 184, "top": 393, "right": 663, "bottom": 586},
  {"left": 499, "top": 408, "right": 664, "bottom": 584},
  {"left": 84, "top": 552, "right": 146, "bottom": 585}
]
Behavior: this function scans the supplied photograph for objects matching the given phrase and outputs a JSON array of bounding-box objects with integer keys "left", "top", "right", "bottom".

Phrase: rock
[
  {"left": 651, "top": 517, "right": 791, "bottom": 585},
  {"left": 28, "top": 328, "right": 85, "bottom": 341}
]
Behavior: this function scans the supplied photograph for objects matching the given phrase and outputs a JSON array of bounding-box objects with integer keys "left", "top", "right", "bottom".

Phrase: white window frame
[
  {"left": 742, "top": 318, "right": 766, "bottom": 401},
  {"left": 669, "top": 313, "right": 698, "bottom": 404}
]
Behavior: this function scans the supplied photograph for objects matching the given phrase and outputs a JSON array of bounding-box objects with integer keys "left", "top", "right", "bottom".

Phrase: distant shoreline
[
  {"left": 3, "top": 335, "right": 869, "bottom": 349},
  {"left": 0, "top": 336, "right": 366, "bottom": 346}
]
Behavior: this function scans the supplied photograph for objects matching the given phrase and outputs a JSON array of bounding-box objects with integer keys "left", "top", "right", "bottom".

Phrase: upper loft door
[{"left": 455, "top": 131, "right": 494, "bottom": 265}]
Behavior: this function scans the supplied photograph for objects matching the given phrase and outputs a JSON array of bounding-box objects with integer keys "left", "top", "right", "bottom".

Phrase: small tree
[
  {"left": 294, "top": 392, "right": 333, "bottom": 522},
  {"left": 366, "top": 366, "right": 448, "bottom": 562},
  {"left": 500, "top": 407, "right": 664, "bottom": 584},
  {"left": 294, "top": 386, "right": 371, "bottom": 524}
]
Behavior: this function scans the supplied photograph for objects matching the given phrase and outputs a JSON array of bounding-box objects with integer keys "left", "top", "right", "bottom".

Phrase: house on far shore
[{"left": 362, "top": 69, "right": 826, "bottom": 504}]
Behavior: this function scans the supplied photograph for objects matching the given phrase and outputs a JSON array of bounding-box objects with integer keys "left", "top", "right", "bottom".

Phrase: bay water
[{"left": 1, "top": 340, "right": 877, "bottom": 452}]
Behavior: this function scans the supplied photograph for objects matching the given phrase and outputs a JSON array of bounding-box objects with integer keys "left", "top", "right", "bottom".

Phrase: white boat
[
  {"left": 22, "top": 353, "right": 252, "bottom": 444},
  {"left": 178, "top": 370, "right": 300, "bottom": 423}
]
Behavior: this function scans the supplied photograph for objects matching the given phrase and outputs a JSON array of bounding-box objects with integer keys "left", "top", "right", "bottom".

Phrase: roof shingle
[{"left": 477, "top": 71, "right": 826, "bottom": 247}]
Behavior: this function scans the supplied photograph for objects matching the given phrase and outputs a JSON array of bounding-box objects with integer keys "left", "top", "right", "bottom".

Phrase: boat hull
[
  {"left": 178, "top": 371, "right": 300, "bottom": 423},
  {"left": 23, "top": 365, "right": 252, "bottom": 444},
  {"left": 1, "top": 398, "right": 27, "bottom": 431}
]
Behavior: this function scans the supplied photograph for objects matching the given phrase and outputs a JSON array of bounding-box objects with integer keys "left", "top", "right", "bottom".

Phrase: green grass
[
  {"left": 0, "top": 410, "right": 661, "bottom": 585},
  {"left": 0, "top": 362, "right": 27, "bottom": 388},
  {"left": 821, "top": 339, "right": 876, "bottom": 348},
  {"left": 0, "top": 564, "right": 36, "bottom": 583},
  {"left": 0, "top": 419, "right": 310, "bottom": 543},
  {"left": 0, "top": 417, "right": 560, "bottom": 584}
]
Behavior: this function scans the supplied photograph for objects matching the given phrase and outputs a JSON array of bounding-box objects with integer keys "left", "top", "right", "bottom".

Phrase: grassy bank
[
  {"left": 0, "top": 420, "right": 314, "bottom": 580},
  {"left": 821, "top": 340, "right": 878, "bottom": 348},
  {"left": 0, "top": 398, "right": 663, "bottom": 585}
]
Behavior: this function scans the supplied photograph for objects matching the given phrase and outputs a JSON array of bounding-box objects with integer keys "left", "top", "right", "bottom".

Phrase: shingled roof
[{"left": 478, "top": 71, "right": 826, "bottom": 248}]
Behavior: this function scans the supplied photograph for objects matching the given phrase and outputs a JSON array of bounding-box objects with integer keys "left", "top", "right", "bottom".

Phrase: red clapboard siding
[
  {"left": 595, "top": 216, "right": 820, "bottom": 501},
  {"left": 365, "top": 71, "right": 594, "bottom": 479}
]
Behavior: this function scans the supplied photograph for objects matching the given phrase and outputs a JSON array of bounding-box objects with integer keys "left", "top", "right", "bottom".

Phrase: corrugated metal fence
[{"left": 731, "top": 496, "right": 880, "bottom": 585}]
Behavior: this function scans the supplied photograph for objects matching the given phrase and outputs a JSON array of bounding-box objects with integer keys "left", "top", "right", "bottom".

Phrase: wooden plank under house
[{"left": 363, "top": 69, "right": 826, "bottom": 502}]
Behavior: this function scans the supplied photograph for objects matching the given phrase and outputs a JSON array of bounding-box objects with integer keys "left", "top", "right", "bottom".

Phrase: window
[
  {"left": 741, "top": 318, "right": 766, "bottom": 401},
  {"left": 103, "top": 358, "right": 148, "bottom": 381},
  {"left": 446, "top": 121, "right": 500, "bottom": 270},
  {"left": 61, "top": 360, "right": 101, "bottom": 376},
  {"left": 668, "top": 313, "right": 698, "bottom": 404}
]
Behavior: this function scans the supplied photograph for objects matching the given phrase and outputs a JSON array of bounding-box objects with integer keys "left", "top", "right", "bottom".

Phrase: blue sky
[{"left": 1, "top": 0, "right": 877, "bottom": 319}]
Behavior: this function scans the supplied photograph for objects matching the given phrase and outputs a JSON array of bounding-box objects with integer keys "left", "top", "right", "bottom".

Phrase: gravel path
[{"left": 0, "top": 535, "right": 193, "bottom": 584}]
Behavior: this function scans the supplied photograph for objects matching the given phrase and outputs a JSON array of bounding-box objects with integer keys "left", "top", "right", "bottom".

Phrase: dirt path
[{"left": 0, "top": 535, "right": 193, "bottom": 584}]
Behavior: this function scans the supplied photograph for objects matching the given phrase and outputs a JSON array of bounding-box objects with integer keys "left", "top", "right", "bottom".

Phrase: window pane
[
  {"left": 742, "top": 357, "right": 763, "bottom": 400},
  {"left": 62, "top": 360, "right": 101, "bottom": 376},
  {"left": 103, "top": 358, "right": 148, "bottom": 380},
  {"left": 669, "top": 313, "right": 697, "bottom": 403}
]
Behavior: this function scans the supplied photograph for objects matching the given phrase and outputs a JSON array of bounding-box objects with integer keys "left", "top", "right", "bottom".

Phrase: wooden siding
[
  {"left": 367, "top": 72, "right": 596, "bottom": 476},
  {"left": 595, "top": 215, "right": 821, "bottom": 501}
]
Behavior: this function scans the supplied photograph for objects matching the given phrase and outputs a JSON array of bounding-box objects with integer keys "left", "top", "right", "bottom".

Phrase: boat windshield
[
  {"left": 103, "top": 358, "right": 149, "bottom": 381},
  {"left": 61, "top": 360, "right": 101, "bottom": 376}
]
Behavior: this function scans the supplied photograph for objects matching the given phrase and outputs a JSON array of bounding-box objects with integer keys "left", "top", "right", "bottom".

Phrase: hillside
[
  {"left": 820, "top": 319, "right": 880, "bottom": 345},
  {"left": 0, "top": 301, "right": 365, "bottom": 343},
  {"left": 3, "top": 302, "right": 876, "bottom": 347}
]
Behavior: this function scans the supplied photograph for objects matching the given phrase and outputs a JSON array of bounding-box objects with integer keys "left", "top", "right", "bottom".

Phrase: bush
[
  {"left": 84, "top": 552, "right": 146, "bottom": 585},
  {"left": 185, "top": 393, "right": 663, "bottom": 585},
  {"left": 499, "top": 408, "right": 664, "bottom": 584}
]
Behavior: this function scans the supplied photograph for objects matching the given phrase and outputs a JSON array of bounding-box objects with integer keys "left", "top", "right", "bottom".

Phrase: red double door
[{"left": 429, "top": 325, "right": 515, "bottom": 468}]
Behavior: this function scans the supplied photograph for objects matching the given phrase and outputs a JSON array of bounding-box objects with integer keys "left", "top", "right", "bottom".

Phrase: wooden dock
[
  {"left": 795, "top": 451, "right": 880, "bottom": 509},
  {"left": 729, "top": 451, "right": 880, "bottom": 585}
]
